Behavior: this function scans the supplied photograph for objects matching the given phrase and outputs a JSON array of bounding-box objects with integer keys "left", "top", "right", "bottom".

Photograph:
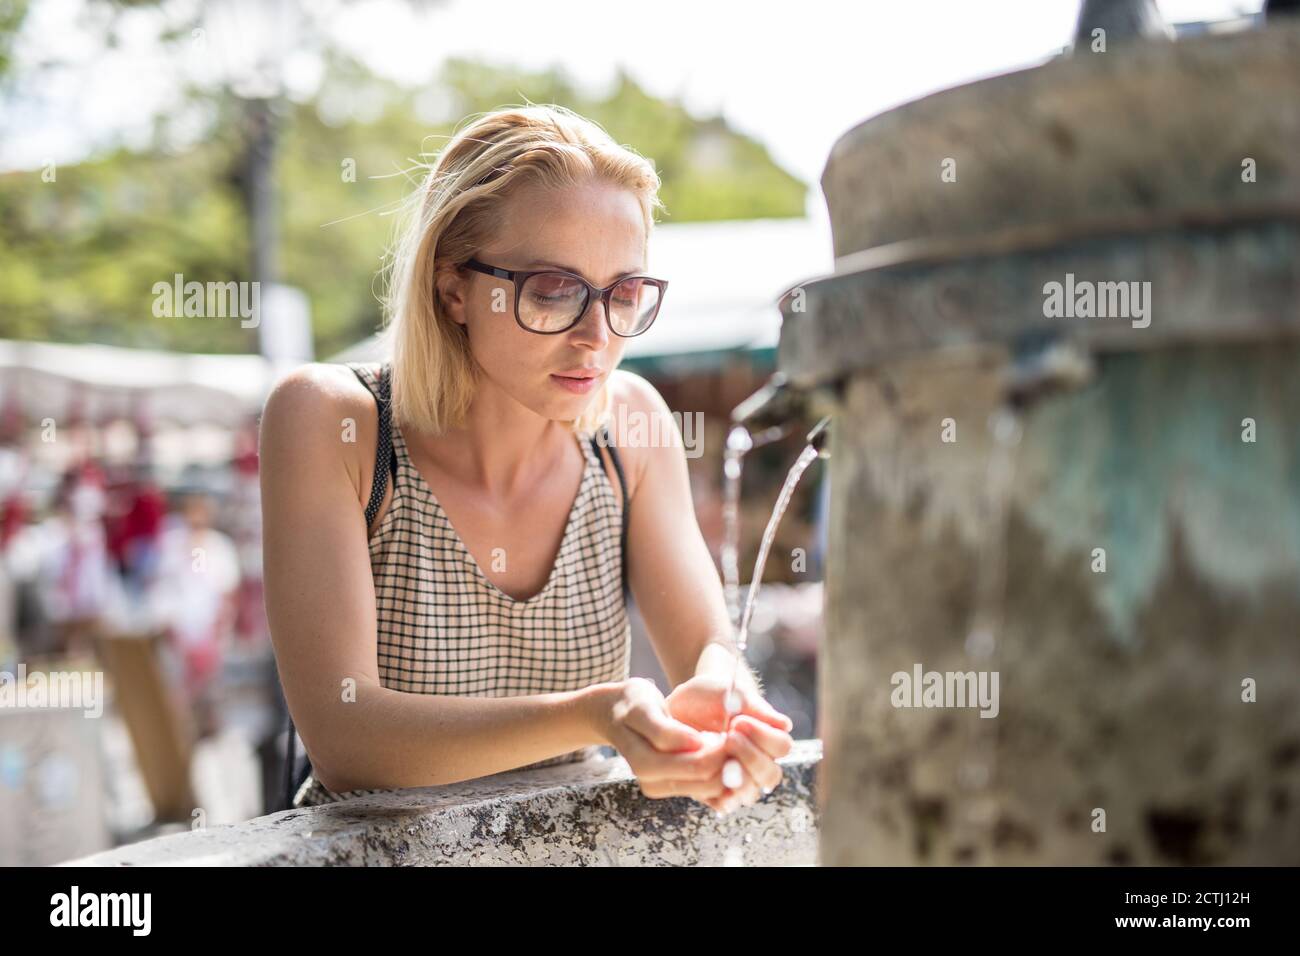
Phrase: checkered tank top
[{"left": 288, "top": 360, "right": 631, "bottom": 808}]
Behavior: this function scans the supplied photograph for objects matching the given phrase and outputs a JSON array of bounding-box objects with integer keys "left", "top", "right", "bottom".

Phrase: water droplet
[
  {"left": 722, "top": 760, "right": 744, "bottom": 789},
  {"left": 726, "top": 426, "right": 753, "bottom": 453}
]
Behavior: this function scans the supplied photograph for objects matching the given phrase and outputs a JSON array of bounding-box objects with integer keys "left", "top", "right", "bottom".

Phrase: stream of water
[
  {"left": 720, "top": 420, "right": 827, "bottom": 791},
  {"left": 721, "top": 423, "right": 792, "bottom": 633}
]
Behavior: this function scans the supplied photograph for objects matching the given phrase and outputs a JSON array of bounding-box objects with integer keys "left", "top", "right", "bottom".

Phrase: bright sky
[{"left": 0, "top": 0, "right": 1265, "bottom": 203}]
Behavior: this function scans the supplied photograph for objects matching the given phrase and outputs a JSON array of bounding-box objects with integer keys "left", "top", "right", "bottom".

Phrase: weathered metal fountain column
[{"left": 781, "top": 21, "right": 1300, "bottom": 865}]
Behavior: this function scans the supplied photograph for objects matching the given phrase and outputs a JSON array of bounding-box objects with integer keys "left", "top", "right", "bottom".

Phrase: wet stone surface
[{"left": 63, "top": 740, "right": 822, "bottom": 866}]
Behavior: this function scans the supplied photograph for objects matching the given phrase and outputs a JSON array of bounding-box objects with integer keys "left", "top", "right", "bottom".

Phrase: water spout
[
  {"left": 730, "top": 372, "right": 834, "bottom": 435},
  {"left": 806, "top": 415, "right": 832, "bottom": 459}
]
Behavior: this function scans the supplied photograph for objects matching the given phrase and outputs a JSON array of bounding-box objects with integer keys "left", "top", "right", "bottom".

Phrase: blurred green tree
[{"left": 0, "top": 9, "right": 805, "bottom": 357}]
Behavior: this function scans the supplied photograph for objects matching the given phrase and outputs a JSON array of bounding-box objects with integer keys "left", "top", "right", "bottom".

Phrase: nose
[{"left": 568, "top": 292, "right": 611, "bottom": 349}]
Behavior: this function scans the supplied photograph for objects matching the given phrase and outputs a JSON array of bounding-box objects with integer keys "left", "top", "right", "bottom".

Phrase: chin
[{"left": 548, "top": 397, "right": 594, "bottom": 423}]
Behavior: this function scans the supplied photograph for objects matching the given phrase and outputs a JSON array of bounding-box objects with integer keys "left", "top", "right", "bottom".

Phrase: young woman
[{"left": 260, "top": 105, "right": 793, "bottom": 815}]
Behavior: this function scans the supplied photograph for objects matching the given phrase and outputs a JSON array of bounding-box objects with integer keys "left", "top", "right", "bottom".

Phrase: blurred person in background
[
  {"left": 25, "top": 462, "right": 117, "bottom": 659},
  {"left": 105, "top": 464, "right": 167, "bottom": 605},
  {"left": 225, "top": 423, "right": 269, "bottom": 648},
  {"left": 149, "top": 488, "right": 241, "bottom": 737},
  {"left": 0, "top": 451, "right": 32, "bottom": 665}
]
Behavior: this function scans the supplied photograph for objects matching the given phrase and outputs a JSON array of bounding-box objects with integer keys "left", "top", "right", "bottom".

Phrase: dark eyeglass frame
[{"left": 461, "top": 257, "right": 668, "bottom": 337}]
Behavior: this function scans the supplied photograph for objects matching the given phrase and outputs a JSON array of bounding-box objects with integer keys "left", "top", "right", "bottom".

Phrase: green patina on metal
[{"left": 1021, "top": 344, "right": 1300, "bottom": 644}]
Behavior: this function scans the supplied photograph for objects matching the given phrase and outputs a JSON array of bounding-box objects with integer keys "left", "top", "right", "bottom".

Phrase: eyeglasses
[{"left": 462, "top": 257, "right": 668, "bottom": 337}]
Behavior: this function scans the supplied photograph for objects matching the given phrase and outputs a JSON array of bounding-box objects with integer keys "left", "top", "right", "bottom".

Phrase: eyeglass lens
[{"left": 520, "top": 273, "right": 661, "bottom": 335}]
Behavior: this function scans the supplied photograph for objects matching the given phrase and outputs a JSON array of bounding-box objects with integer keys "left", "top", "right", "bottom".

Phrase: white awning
[{"left": 0, "top": 339, "right": 275, "bottom": 427}]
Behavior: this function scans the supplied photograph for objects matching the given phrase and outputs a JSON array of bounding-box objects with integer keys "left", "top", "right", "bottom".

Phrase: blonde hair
[{"left": 375, "top": 104, "right": 666, "bottom": 436}]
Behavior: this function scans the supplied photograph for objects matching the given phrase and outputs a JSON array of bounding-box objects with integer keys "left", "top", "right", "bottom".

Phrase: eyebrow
[{"left": 521, "top": 260, "right": 644, "bottom": 283}]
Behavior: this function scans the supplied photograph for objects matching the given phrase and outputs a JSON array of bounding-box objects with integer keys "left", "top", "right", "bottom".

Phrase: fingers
[
  {"left": 630, "top": 732, "right": 729, "bottom": 803},
  {"left": 665, "top": 675, "right": 732, "bottom": 733},
  {"left": 704, "top": 781, "right": 749, "bottom": 816},
  {"left": 621, "top": 726, "right": 727, "bottom": 783},
  {"left": 615, "top": 682, "right": 793, "bottom": 814},
  {"left": 725, "top": 725, "right": 783, "bottom": 798},
  {"left": 638, "top": 774, "right": 727, "bottom": 803},
  {"left": 619, "top": 683, "right": 706, "bottom": 755},
  {"left": 737, "top": 692, "right": 794, "bottom": 733},
  {"left": 699, "top": 720, "right": 790, "bottom": 816},
  {"left": 731, "top": 713, "right": 794, "bottom": 760},
  {"left": 705, "top": 793, "right": 734, "bottom": 815}
]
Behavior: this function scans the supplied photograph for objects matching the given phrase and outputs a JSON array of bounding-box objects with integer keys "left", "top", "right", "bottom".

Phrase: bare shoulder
[
  {"left": 259, "top": 362, "right": 377, "bottom": 500},
  {"left": 606, "top": 368, "right": 682, "bottom": 492},
  {"left": 608, "top": 366, "right": 668, "bottom": 417},
  {"left": 260, "top": 362, "right": 374, "bottom": 440}
]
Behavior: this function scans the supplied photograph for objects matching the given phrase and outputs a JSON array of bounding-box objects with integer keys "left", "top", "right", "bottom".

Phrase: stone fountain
[{"left": 775, "top": 18, "right": 1300, "bottom": 865}]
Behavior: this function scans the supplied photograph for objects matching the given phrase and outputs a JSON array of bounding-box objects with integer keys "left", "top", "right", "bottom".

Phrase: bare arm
[
  {"left": 259, "top": 364, "right": 620, "bottom": 793},
  {"left": 612, "top": 372, "right": 763, "bottom": 694}
]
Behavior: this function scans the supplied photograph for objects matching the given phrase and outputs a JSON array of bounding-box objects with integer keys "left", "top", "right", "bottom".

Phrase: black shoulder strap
[
  {"left": 591, "top": 423, "right": 630, "bottom": 602},
  {"left": 283, "top": 713, "right": 310, "bottom": 811},
  {"left": 347, "top": 361, "right": 397, "bottom": 527}
]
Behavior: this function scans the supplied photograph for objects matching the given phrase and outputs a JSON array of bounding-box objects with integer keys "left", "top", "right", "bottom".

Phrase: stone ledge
[{"left": 63, "top": 740, "right": 822, "bottom": 866}]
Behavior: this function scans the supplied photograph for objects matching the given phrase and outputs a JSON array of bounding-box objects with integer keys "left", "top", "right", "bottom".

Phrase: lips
[{"left": 550, "top": 369, "right": 602, "bottom": 394}]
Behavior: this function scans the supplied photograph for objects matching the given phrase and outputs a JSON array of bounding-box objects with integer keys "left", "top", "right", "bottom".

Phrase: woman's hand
[
  {"left": 716, "top": 714, "right": 794, "bottom": 814},
  {"left": 664, "top": 672, "right": 792, "bottom": 735},
  {"left": 595, "top": 678, "right": 732, "bottom": 806},
  {"left": 664, "top": 673, "right": 794, "bottom": 815}
]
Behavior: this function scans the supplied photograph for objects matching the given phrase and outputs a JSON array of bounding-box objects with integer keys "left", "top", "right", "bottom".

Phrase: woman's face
[{"left": 445, "top": 178, "right": 648, "bottom": 423}]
